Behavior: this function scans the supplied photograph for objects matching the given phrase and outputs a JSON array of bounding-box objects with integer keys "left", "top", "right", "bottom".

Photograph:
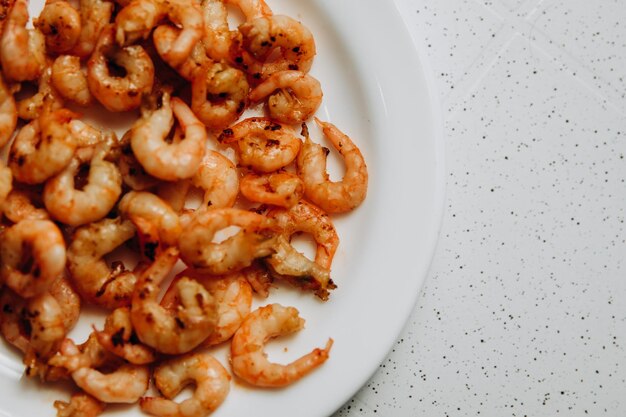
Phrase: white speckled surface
[{"left": 333, "top": 0, "right": 626, "bottom": 416}]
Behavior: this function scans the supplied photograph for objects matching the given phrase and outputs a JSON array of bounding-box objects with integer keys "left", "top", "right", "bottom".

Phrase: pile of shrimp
[{"left": 0, "top": 0, "right": 368, "bottom": 415}]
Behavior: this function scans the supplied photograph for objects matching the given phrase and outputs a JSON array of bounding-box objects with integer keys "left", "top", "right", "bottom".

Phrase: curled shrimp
[
  {"left": 153, "top": 24, "right": 209, "bottom": 80},
  {"left": 95, "top": 307, "right": 156, "bottom": 364},
  {"left": 178, "top": 208, "right": 279, "bottom": 275},
  {"left": 51, "top": 55, "right": 93, "bottom": 106},
  {"left": 113, "top": 0, "right": 162, "bottom": 45},
  {"left": 219, "top": 117, "right": 301, "bottom": 173},
  {"left": 240, "top": 171, "right": 304, "bottom": 208},
  {"left": 0, "top": 288, "right": 30, "bottom": 353},
  {"left": 230, "top": 303, "right": 332, "bottom": 387},
  {"left": 249, "top": 70, "right": 322, "bottom": 124},
  {"left": 131, "top": 247, "right": 218, "bottom": 355},
  {"left": 191, "top": 150, "right": 239, "bottom": 209},
  {"left": 67, "top": 217, "right": 140, "bottom": 309},
  {"left": 191, "top": 61, "right": 249, "bottom": 131},
  {"left": 242, "top": 261, "right": 273, "bottom": 298},
  {"left": 235, "top": 15, "right": 315, "bottom": 80},
  {"left": 162, "top": 269, "right": 252, "bottom": 346},
  {"left": 34, "top": 0, "right": 81, "bottom": 53},
  {"left": 140, "top": 352, "right": 230, "bottom": 417},
  {"left": 16, "top": 66, "right": 65, "bottom": 121},
  {"left": 70, "top": 0, "right": 113, "bottom": 58},
  {"left": 87, "top": 25, "right": 155, "bottom": 112},
  {"left": 3, "top": 187, "right": 50, "bottom": 222},
  {"left": 115, "top": 130, "right": 160, "bottom": 191},
  {"left": 0, "top": 72, "right": 17, "bottom": 147},
  {"left": 297, "top": 119, "right": 368, "bottom": 213},
  {"left": 0, "top": 219, "right": 66, "bottom": 298},
  {"left": 0, "top": 0, "right": 46, "bottom": 82},
  {"left": 201, "top": 0, "right": 232, "bottom": 61},
  {"left": 54, "top": 392, "right": 106, "bottom": 417},
  {"left": 44, "top": 144, "right": 123, "bottom": 227},
  {"left": 9, "top": 106, "right": 77, "bottom": 184},
  {"left": 131, "top": 91, "right": 206, "bottom": 181},
  {"left": 49, "top": 276, "right": 81, "bottom": 332},
  {"left": 118, "top": 191, "right": 182, "bottom": 259},
  {"left": 0, "top": 163, "right": 12, "bottom": 207},
  {"left": 54, "top": 339, "right": 150, "bottom": 403},
  {"left": 25, "top": 291, "right": 66, "bottom": 358}
]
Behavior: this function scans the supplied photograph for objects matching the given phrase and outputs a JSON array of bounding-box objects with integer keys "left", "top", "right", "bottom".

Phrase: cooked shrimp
[
  {"left": 240, "top": 172, "right": 303, "bottom": 208},
  {"left": 95, "top": 307, "right": 156, "bottom": 364},
  {"left": 0, "top": 163, "right": 12, "bottom": 207},
  {"left": 0, "top": 219, "right": 66, "bottom": 298},
  {"left": 131, "top": 92, "right": 206, "bottom": 181},
  {"left": 268, "top": 200, "right": 338, "bottom": 269},
  {"left": 154, "top": 0, "right": 204, "bottom": 66},
  {"left": 54, "top": 392, "right": 106, "bottom": 417},
  {"left": 87, "top": 25, "right": 155, "bottom": 112},
  {"left": 113, "top": 0, "right": 162, "bottom": 45},
  {"left": 178, "top": 208, "right": 279, "bottom": 275},
  {"left": 9, "top": 106, "right": 77, "bottom": 184},
  {"left": 51, "top": 56, "right": 93, "bottom": 106},
  {"left": 116, "top": 130, "right": 160, "bottom": 191},
  {"left": 140, "top": 352, "right": 230, "bottom": 417},
  {"left": 69, "top": 0, "right": 113, "bottom": 58},
  {"left": 218, "top": 117, "right": 301, "bottom": 173},
  {"left": 69, "top": 119, "right": 105, "bottom": 147},
  {"left": 249, "top": 70, "right": 322, "bottom": 124},
  {"left": 131, "top": 247, "right": 218, "bottom": 355},
  {"left": 297, "top": 119, "right": 368, "bottom": 213},
  {"left": 227, "top": 0, "right": 271, "bottom": 19},
  {"left": 34, "top": 0, "right": 81, "bottom": 53},
  {"left": 162, "top": 270, "right": 252, "bottom": 346},
  {"left": 264, "top": 234, "right": 333, "bottom": 300},
  {"left": 156, "top": 180, "right": 190, "bottom": 213},
  {"left": 67, "top": 217, "right": 140, "bottom": 309},
  {"left": 0, "top": 0, "right": 46, "bottom": 82},
  {"left": 55, "top": 339, "right": 150, "bottom": 403},
  {"left": 43, "top": 144, "right": 123, "bottom": 227},
  {"left": 191, "top": 150, "right": 239, "bottom": 209},
  {"left": 0, "top": 72, "right": 17, "bottom": 147},
  {"left": 230, "top": 303, "right": 332, "bottom": 387},
  {"left": 3, "top": 187, "right": 50, "bottom": 222},
  {"left": 0, "top": 288, "right": 30, "bottom": 353},
  {"left": 49, "top": 276, "right": 81, "bottom": 332},
  {"left": 235, "top": 15, "right": 315, "bottom": 80},
  {"left": 25, "top": 291, "right": 66, "bottom": 358},
  {"left": 16, "top": 65, "right": 65, "bottom": 121},
  {"left": 201, "top": 0, "right": 231, "bottom": 61},
  {"left": 153, "top": 25, "right": 209, "bottom": 80},
  {"left": 118, "top": 191, "right": 181, "bottom": 259},
  {"left": 191, "top": 61, "right": 249, "bottom": 130}
]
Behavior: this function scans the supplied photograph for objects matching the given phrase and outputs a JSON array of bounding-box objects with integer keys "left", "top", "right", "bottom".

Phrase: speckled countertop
[{"left": 333, "top": 0, "right": 626, "bottom": 416}]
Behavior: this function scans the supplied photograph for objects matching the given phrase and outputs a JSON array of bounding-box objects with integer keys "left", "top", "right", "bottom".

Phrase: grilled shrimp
[
  {"left": 67, "top": 217, "right": 140, "bottom": 309},
  {"left": 87, "top": 25, "right": 155, "bottom": 112},
  {"left": 218, "top": 117, "right": 301, "bottom": 173},
  {"left": 0, "top": 72, "right": 17, "bottom": 147},
  {"left": 178, "top": 208, "right": 279, "bottom": 275},
  {"left": 297, "top": 119, "right": 368, "bottom": 213},
  {"left": 0, "top": 0, "right": 46, "bottom": 82},
  {"left": 3, "top": 187, "right": 50, "bottom": 222},
  {"left": 54, "top": 392, "right": 106, "bottom": 417},
  {"left": 131, "top": 91, "right": 206, "bottom": 181},
  {"left": 34, "top": 0, "right": 81, "bottom": 53},
  {"left": 95, "top": 307, "right": 156, "bottom": 364},
  {"left": 230, "top": 303, "right": 332, "bottom": 387},
  {"left": 51, "top": 55, "right": 93, "bottom": 106},
  {"left": 240, "top": 171, "right": 304, "bottom": 208},
  {"left": 130, "top": 247, "right": 218, "bottom": 355},
  {"left": 70, "top": 0, "right": 113, "bottom": 58},
  {"left": 0, "top": 219, "right": 66, "bottom": 298},
  {"left": 43, "top": 144, "right": 123, "bottom": 227},
  {"left": 140, "top": 352, "right": 230, "bottom": 417}
]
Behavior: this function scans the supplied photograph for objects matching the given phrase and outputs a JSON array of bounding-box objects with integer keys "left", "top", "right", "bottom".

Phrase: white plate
[{"left": 0, "top": 0, "right": 444, "bottom": 416}]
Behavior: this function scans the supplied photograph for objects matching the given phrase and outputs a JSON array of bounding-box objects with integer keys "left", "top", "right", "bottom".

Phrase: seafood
[
  {"left": 43, "top": 144, "right": 123, "bottom": 226},
  {"left": 34, "top": 0, "right": 81, "bottom": 53},
  {"left": 218, "top": 117, "right": 301, "bottom": 173},
  {"left": 178, "top": 208, "right": 279, "bottom": 275},
  {"left": 0, "top": 0, "right": 46, "bottom": 82},
  {"left": 0, "top": 219, "right": 66, "bottom": 298},
  {"left": 249, "top": 70, "right": 322, "bottom": 124},
  {"left": 3, "top": 187, "right": 50, "bottom": 222},
  {"left": 54, "top": 392, "right": 106, "bottom": 417},
  {"left": 87, "top": 26, "right": 155, "bottom": 112},
  {"left": 140, "top": 352, "right": 230, "bottom": 417},
  {"left": 297, "top": 119, "right": 368, "bottom": 213},
  {"left": 66, "top": 217, "right": 140, "bottom": 309},
  {"left": 95, "top": 307, "right": 156, "bottom": 364},
  {"left": 230, "top": 303, "right": 332, "bottom": 387},
  {"left": 70, "top": 0, "right": 113, "bottom": 58},
  {"left": 0, "top": 163, "right": 13, "bottom": 208},
  {"left": 130, "top": 91, "right": 206, "bottom": 181},
  {"left": 191, "top": 150, "right": 239, "bottom": 209},
  {"left": 16, "top": 66, "right": 64, "bottom": 121},
  {"left": 162, "top": 270, "right": 252, "bottom": 346},
  {"left": 51, "top": 55, "right": 93, "bottom": 106},
  {"left": 130, "top": 247, "right": 218, "bottom": 354},
  {"left": 240, "top": 171, "right": 304, "bottom": 208},
  {"left": 0, "top": 72, "right": 17, "bottom": 147}
]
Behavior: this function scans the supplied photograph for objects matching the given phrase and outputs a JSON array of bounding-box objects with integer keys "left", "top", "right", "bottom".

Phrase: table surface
[{"left": 333, "top": 0, "right": 626, "bottom": 416}]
